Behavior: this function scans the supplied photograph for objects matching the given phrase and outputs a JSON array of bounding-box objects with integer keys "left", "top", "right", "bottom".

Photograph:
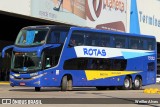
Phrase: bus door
[{"left": 42, "top": 48, "right": 60, "bottom": 69}]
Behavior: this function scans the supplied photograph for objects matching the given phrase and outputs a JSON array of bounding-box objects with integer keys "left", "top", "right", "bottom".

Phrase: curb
[
  {"left": 0, "top": 82, "right": 10, "bottom": 85},
  {"left": 143, "top": 88, "right": 160, "bottom": 94}
]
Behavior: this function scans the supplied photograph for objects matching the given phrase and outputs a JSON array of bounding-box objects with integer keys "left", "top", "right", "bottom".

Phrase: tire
[
  {"left": 133, "top": 77, "right": 142, "bottom": 90},
  {"left": 61, "top": 75, "right": 73, "bottom": 91},
  {"left": 68, "top": 78, "right": 73, "bottom": 91},
  {"left": 35, "top": 87, "right": 41, "bottom": 91},
  {"left": 122, "top": 76, "right": 132, "bottom": 90},
  {"left": 96, "top": 86, "right": 107, "bottom": 90}
]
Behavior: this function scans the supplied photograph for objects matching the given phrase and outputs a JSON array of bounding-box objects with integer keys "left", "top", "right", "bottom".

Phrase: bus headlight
[{"left": 10, "top": 75, "right": 14, "bottom": 79}]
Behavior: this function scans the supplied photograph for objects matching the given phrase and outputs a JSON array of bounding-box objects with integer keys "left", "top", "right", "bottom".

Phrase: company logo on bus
[{"left": 83, "top": 48, "right": 106, "bottom": 57}]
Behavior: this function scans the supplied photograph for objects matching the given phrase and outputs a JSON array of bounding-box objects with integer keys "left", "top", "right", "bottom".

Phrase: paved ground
[{"left": 0, "top": 83, "right": 160, "bottom": 107}]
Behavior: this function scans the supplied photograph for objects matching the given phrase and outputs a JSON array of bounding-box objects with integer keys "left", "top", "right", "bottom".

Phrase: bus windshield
[
  {"left": 15, "top": 29, "right": 49, "bottom": 46},
  {"left": 11, "top": 52, "right": 42, "bottom": 72}
]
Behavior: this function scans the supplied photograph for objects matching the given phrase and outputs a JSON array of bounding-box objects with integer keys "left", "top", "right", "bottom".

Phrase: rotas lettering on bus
[{"left": 83, "top": 48, "right": 106, "bottom": 56}]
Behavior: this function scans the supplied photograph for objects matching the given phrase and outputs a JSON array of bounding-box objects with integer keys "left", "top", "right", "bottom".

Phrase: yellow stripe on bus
[{"left": 85, "top": 70, "right": 138, "bottom": 81}]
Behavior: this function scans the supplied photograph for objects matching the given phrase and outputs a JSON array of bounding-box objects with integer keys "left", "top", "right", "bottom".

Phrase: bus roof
[
  {"left": 22, "top": 25, "right": 155, "bottom": 39},
  {"left": 22, "top": 25, "right": 71, "bottom": 30},
  {"left": 70, "top": 27, "right": 156, "bottom": 39}
]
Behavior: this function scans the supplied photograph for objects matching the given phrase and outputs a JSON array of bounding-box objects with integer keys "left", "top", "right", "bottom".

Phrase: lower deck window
[{"left": 63, "top": 58, "right": 127, "bottom": 71}]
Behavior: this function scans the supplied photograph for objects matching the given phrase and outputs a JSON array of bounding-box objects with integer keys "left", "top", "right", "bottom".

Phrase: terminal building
[{"left": 0, "top": 0, "right": 160, "bottom": 81}]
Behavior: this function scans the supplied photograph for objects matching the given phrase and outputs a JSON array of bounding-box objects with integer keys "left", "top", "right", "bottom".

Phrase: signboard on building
[
  {"left": 0, "top": 0, "right": 31, "bottom": 16},
  {"left": 86, "top": 0, "right": 127, "bottom": 32},
  {"left": 31, "top": 0, "right": 86, "bottom": 26},
  {"left": 31, "top": 0, "right": 127, "bottom": 32},
  {"left": 130, "top": 0, "right": 160, "bottom": 42}
]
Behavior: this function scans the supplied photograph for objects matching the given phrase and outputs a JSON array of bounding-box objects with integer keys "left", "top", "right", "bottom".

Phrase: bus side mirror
[{"left": 2, "top": 45, "right": 14, "bottom": 58}]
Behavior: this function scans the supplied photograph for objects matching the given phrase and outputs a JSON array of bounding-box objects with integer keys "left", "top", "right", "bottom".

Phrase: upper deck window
[
  {"left": 147, "top": 39, "right": 155, "bottom": 50},
  {"left": 69, "top": 32, "right": 85, "bottom": 46},
  {"left": 69, "top": 31, "right": 110, "bottom": 47},
  {"left": 129, "top": 37, "right": 144, "bottom": 50},
  {"left": 114, "top": 36, "right": 126, "bottom": 48},
  {"left": 47, "top": 31, "right": 67, "bottom": 44},
  {"left": 69, "top": 30, "right": 155, "bottom": 51}
]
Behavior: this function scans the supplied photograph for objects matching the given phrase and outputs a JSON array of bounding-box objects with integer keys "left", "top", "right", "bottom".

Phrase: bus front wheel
[
  {"left": 122, "top": 76, "right": 132, "bottom": 90},
  {"left": 61, "top": 75, "right": 72, "bottom": 91},
  {"left": 35, "top": 87, "right": 41, "bottom": 91},
  {"left": 133, "top": 77, "right": 142, "bottom": 90}
]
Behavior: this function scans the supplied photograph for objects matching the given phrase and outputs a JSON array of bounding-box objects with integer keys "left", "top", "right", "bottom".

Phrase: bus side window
[
  {"left": 89, "top": 59, "right": 101, "bottom": 70},
  {"left": 139, "top": 39, "right": 144, "bottom": 50},
  {"left": 77, "top": 35, "right": 84, "bottom": 46},
  {"left": 33, "top": 31, "right": 46, "bottom": 43},
  {"left": 91, "top": 40, "right": 96, "bottom": 46},
  {"left": 90, "top": 34, "right": 99, "bottom": 46},
  {"left": 147, "top": 40, "right": 155, "bottom": 50},
  {"left": 85, "top": 35, "right": 91, "bottom": 46},
  {"left": 115, "top": 42, "right": 123, "bottom": 48},
  {"left": 45, "top": 57, "right": 51, "bottom": 68},
  {"left": 69, "top": 38, "right": 77, "bottom": 46},
  {"left": 63, "top": 58, "right": 88, "bottom": 70},
  {"left": 99, "top": 34, "right": 110, "bottom": 47},
  {"left": 131, "top": 43, "right": 138, "bottom": 49},
  {"left": 130, "top": 38, "right": 138, "bottom": 49},
  {"left": 47, "top": 32, "right": 58, "bottom": 43},
  {"left": 100, "top": 40, "right": 107, "bottom": 47},
  {"left": 59, "top": 32, "right": 67, "bottom": 43},
  {"left": 148, "top": 45, "right": 152, "bottom": 50},
  {"left": 78, "top": 59, "right": 88, "bottom": 70},
  {"left": 114, "top": 36, "right": 125, "bottom": 48},
  {"left": 69, "top": 31, "right": 85, "bottom": 47},
  {"left": 130, "top": 38, "right": 145, "bottom": 50},
  {"left": 47, "top": 31, "right": 67, "bottom": 44},
  {"left": 89, "top": 59, "right": 96, "bottom": 69}
]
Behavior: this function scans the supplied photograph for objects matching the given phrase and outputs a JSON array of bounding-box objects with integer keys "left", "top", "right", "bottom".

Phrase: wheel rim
[
  {"left": 124, "top": 79, "right": 130, "bottom": 88},
  {"left": 135, "top": 79, "right": 140, "bottom": 87}
]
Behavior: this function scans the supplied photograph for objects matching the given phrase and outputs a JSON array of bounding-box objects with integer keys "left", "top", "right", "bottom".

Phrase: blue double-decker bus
[{"left": 2, "top": 25, "right": 157, "bottom": 91}]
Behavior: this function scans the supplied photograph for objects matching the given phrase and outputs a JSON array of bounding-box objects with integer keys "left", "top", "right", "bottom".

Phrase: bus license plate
[{"left": 20, "top": 82, "right": 25, "bottom": 86}]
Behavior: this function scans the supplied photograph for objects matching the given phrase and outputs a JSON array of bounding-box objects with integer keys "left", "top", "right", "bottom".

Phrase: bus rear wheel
[
  {"left": 133, "top": 77, "right": 142, "bottom": 90},
  {"left": 35, "top": 87, "right": 41, "bottom": 91},
  {"left": 122, "top": 76, "right": 132, "bottom": 90},
  {"left": 61, "top": 75, "right": 72, "bottom": 91}
]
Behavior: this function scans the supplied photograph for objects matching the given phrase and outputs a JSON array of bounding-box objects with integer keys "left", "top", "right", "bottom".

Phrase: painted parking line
[{"left": 0, "top": 82, "right": 10, "bottom": 85}]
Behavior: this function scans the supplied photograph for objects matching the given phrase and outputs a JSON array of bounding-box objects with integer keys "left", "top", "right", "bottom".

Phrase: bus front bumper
[{"left": 9, "top": 72, "right": 47, "bottom": 87}]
